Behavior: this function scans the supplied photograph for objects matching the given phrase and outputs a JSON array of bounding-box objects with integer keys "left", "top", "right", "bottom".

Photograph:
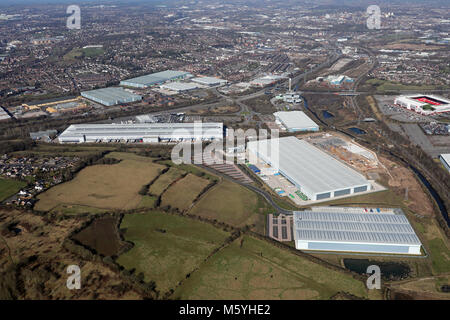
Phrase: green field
[
  {"left": 316, "top": 190, "right": 402, "bottom": 208},
  {"left": 428, "top": 238, "right": 450, "bottom": 275},
  {"left": 12, "top": 145, "right": 116, "bottom": 158},
  {"left": 149, "top": 167, "right": 185, "bottom": 196},
  {"left": 116, "top": 211, "right": 229, "bottom": 294},
  {"left": 190, "top": 180, "right": 269, "bottom": 227},
  {"left": 160, "top": 174, "right": 210, "bottom": 211},
  {"left": 173, "top": 235, "right": 368, "bottom": 300},
  {"left": 35, "top": 153, "right": 164, "bottom": 212},
  {"left": 365, "top": 79, "right": 447, "bottom": 92},
  {"left": 49, "top": 204, "right": 107, "bottom": 215},
  {"left": 0, "top": 178, "right": 27, "bottom": 202},
  {"left": 63, "top": 47, "right": 105, "bottom": 62}
]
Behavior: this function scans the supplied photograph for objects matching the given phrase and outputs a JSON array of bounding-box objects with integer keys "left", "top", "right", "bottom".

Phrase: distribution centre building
[
  {"left": 120, "top": 70, "right": 193, "bottom": 88},
  {"left": 81, "top": 87, "right": 142, "bottom": 106},
  {"left": 439, "top": 154, "right": 450, "bottom": 173},
  {"left": 293, "top": 207, "right": 422, "bottom": 255},
  {"left": 191, "top": 76, "right": 228, "bottom": 87},
  {"left": 247, "top": 136, "right": 372, "bottom": 201},
  {"left": 58, "top": 123, "right": 224, "bottom": 143},
  {"left": 160, "top": 82, "right": 199, "bottom": 92},
  {"left": 273, "top": 111, "right": 319, "bottom": 132}
]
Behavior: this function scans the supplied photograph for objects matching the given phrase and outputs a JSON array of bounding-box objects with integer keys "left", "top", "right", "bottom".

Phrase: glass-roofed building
[
  {"left": 120, "top": 70, "right": 193, "bottom": 88},
  {"left": 293, "top": 207, "right": 422, "bottom": 255}
]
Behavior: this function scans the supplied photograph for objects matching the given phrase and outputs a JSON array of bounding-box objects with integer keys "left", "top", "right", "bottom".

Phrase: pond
[
  {"left": 322, "top": 110, "right": 334, "bottom": 119},
  {"left": 348, "top": 127, "right": 366, "bottom": 134},
  {"left": 343, "top": 258, "right": 411, "bottom": 281}
]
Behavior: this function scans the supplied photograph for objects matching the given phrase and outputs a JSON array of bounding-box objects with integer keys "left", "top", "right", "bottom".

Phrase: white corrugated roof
[
  {"left": 121, "top": 70, "right": 192, "bottom": 86},
  {"left": 161, "top": 82, "right": 198, "bottom": 91},
  {"left": 274, "top": 111, "right": 318, "bottom": 130},
  {"left": 247, "top": 136, "right": 370, "bottom": 195},
  {"left": 441, "top": 154, "right": 450, "bottom": 166},
  {"left": 59, "top": 123, "right": 223, "bottom": 139},
  {"left": 294, "top": 210, "right": 421, "bottom": 245}
]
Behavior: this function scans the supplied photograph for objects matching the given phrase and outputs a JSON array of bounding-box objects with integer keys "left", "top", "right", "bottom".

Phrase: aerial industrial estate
[{"left": 0, "top": 0, "right": 449, "bottom": 305}]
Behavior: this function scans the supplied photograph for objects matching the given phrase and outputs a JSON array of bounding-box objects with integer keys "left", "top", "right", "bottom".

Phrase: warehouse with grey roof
[
  {"left": 58, "top": 122, "right": 224, "bottom": 143},
  {"left": 81, "top": 87, "right": 142, "bottom": 106},
  {"left": 293, "top": 207, "right": 422, "bottom": 255},
  {"left": 247, "top": 136, "right": 372, "bottom": 201},
  {"left": 120, "top": 70, "right": 193, "bottom": 88},
  {"left": 274, "top": 111, "right": 319, "bottom": 132}
]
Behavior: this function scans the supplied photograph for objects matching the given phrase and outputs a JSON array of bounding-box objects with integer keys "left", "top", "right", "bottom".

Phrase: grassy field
[
  {"left": 116, "top": 211, "right": 229, "bottom": 294},
  {"left": 364, "top": 79, "right": 447, "bottom": 92},
  {"left": 63, "top": 47, "right": 104, "bottom": 62},
  {"left": 35, "top": 153, "right": 164, "bottom": 212},
  {"left": 428, "top": 238, "right": 450, "bottom": 275},
  {"left": 160, "top": 174, "right": 210, "bottom": 211},
  {"left": 149, "top": 167, "right": 185, "bottom": 196},
  {"left": 49, "top": 204, "right": 108, "bottom": 215},
  {"left": 137, "top": 195, "right": 158, "bottom": 209},
  {"left": 316, "top": 189, "right": 403, "bottom": 208},
  {"left": 173, "top": 235, "right": 368, "bottom": 300},
  {"left": 12, "top": 144, "right": 116, "bottom": 158},
  {"left": 0, "top": 178, "right": 27, "bottom": 202},
  {"left": 191, "top": 180, "right": 273, "bottom": 227}
]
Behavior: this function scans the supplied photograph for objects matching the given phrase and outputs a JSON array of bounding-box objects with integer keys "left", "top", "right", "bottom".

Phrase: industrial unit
[
  {"left": 273, "top": 111, "right": 319, "bottom": 132},
  {"left": 440, "top": 154, "right": 450, "bottom": 173},
  {"left": 58, "top": 123, "right": 224, "bottom": 143},
  {"left": 191, "top": 76, "right": 228, "bottom": 87},
  {"left": 247, "top": 136, "right": 372, "bottom": 201},
  {"left": 81, "top": 87, "right": 142, "bottom": 106},
  {"left": 394, "top": 94, "right": 450, "bottom": 115},
  {"left": 160, "top": 82, "right": 199, "bottom": 92},
  {"left": 293, "top": 207, "right": 422, "bottom": 255},
  {"left": 120, "top": 70, "right": 193, "bottom": 88}
]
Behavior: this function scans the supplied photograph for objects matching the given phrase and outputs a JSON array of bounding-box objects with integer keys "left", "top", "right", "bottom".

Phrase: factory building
[
  {"left": 0, "top": 108, "right": 11, "bottom": 121},
  {"left": 273, "top": 111, "right": 319, "bottom": 132},
  {"left": 394, "top": 95, "right": 450, "bottom": 115},
  {"left": 160, "top": 82, "right": 199, "bottom": 92},
  {"left": 247, "top": 136, "right": 372, "bottom": 201},
  {"left": 81, "top": 87, "right": 142, "bottom": 106},
  {"left": 120, "top": 70, "right": 193, "bottom": 88},
  {"left": 58, "top": 123, "right": 224, "bottom": 143},
  {"left": 191, "top": 77, "right": 228, "bottom": 87},
  {"left": 293, "top": 207, "right": 422, "bottom": 255},
  {"left": 440, "top": 154, "right": 450, "bottom": 173}
]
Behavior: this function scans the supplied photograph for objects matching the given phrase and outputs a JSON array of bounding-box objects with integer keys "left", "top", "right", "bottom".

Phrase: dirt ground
[
  {"left": 377, "top": 43, "right": 443, "bottom": 51},
  {"left": 378, "top": 156, "right": 434, "bottom": 216},
  {"left": 0, "top": 209, "right": 141, "bottom": 299}
]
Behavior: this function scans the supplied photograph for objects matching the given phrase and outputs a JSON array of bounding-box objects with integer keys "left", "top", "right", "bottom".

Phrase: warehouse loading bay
[{"left": 247, "top": 133, "right": 387, "bottom": 206}]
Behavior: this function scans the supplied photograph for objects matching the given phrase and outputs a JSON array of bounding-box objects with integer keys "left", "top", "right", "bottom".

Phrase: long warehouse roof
[
  {"left": 59, "top": 123, "right": 223, "bottom": 138},
  {"left": 274, "top": 111, "right": 318, "bottom": 129},
  {"left": 294, "top": 210, "right": 421, "bottom": 245},
  {"left": 121, "top": 70, "right": 191, "bottom": 86},
  {"left": 247, "top": 136, "right": 370, "bottom": 194},
  {"left": 81, "top": 87, "right": 141, "bottom": 103}
]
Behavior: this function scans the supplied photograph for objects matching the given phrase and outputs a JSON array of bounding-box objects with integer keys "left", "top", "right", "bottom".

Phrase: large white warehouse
[
  {"left": 440, "top": 154, "right": 450, "bottom": 173},
  {"left": 58, "top": 123, "right": 224, "bottom": 143},
  {"left": 273, "top": 111, "right": 319, "bottom": 132},
  {"left": 247, "top": 136, "right": 372, "bottom": 201},
  {"left": 120, "top": 70, "right": 193, "bottom": 88},
  {"left": 293, "top": 207, "right": 422, "bottom": 255}
]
